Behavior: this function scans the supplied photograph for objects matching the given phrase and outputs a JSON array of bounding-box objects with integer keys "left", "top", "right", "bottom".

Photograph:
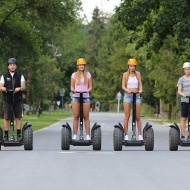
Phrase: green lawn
[
  {"left": 0, "top": 110, "right": 73, "bottom": 132},
  {"left": 0, "top": 110, "right": 180, "bottom": 132}
]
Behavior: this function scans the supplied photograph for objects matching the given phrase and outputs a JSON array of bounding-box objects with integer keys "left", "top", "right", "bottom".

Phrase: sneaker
[
  {"left": 86, "top": 135, "right": 91, "bottom": 140},
  {"left": 72, "top": 134, "right": 77, "bottom": 140},
  {"left": 138, "top": 135, "right": 143, "bottom": 140},
  {"left": 187, "top": 136, "right": 190, "bottom": 141},
  {"left": 124, "top": 135, "right": 128, "bottom": 141},
  {"left": 3, "top": 135, "right": 8, "bottom": 141},
  {"left": 181, "top": 135, "right": 185, "bottom": 141}
]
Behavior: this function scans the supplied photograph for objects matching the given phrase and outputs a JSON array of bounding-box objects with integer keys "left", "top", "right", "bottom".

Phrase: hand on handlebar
[{"left": 1, "top": 87, "right": 6, "bottom": 92}]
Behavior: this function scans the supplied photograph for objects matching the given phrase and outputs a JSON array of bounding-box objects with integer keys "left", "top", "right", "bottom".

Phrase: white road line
[{"left": 59, "top": 151, "right": 115, "bottom": 154}]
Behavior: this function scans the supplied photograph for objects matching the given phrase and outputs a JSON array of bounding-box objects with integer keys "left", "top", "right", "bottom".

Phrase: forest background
[{"left": 0, "top": 0, "right": 190, "bottom": 119}]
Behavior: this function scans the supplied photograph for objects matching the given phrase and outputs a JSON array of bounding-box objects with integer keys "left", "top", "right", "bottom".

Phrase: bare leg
[
  {"left": 136, "top": 103, "right": 142, "bottom": 135},
  {"left": 4, "top": 119, "right": 9, "bottom": 131},
  {"left": 83, "top": 103, "right": 90, "bottom": 135},
  {"left": 180, "top": 117, "right": 187, "bottom": 136},
  {"left": 15, "top": 118, "right": 21, "bottom": 130},
  {"left": 71, "top": 101, "right": 80, "bottom": 135},
  {"left": 123, "top": 102, "right": 131, "bottom": 135}
]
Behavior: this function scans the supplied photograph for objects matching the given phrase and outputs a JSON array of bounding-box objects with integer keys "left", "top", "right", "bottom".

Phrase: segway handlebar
[
  {"left": 75, "top": 91, "right": 87, "bottom": 94},
  {"left": 6, "top": 89, "right": 14, "bottom": 95},
  {"left": 6, "top": 89, "right": 14, "bottom": 92},
  {"left": 128, "top": 91, "right": 144, "bottom": 94}
]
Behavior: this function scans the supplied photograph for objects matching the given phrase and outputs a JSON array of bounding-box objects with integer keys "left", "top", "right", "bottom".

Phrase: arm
[
  {"left": 0, "top": 75, "right": 6, "bottom": 92},
  {"left": 70, "top": 77, "right": 76, "bottom": 93},
  {"left": 178, "top": 86, "right": 186, "bottom": 98},
  {"left": 122, "top": 73, "right": 127, "bottom": 91},
  {"left": 15, "top": 75, "right": 26, "bottom": 92},
  {"left": 86, "top": 77, "right": 92, "bottom": 93},
  {"left": 138, "top": 72, "right": 143, "bottom": 93},
  {"left": 122, "top": 73, "right": 130, "bottom": 93}
]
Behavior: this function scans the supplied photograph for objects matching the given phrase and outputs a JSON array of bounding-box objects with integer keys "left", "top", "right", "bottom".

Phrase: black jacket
[{"left": 3, "top": 72, "right": 23, "bottom": 104}]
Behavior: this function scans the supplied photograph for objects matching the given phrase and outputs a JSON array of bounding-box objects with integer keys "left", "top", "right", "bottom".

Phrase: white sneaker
[
  {"left": 124, "top": 135, "right": 128, "bottom": 140},
  {"left": 86, "top": 135, "right": 91, "bottom": 140},
  {"left": 72, "top": 134, "right": 77, "bottom": 140},
  {"left": 138, "top": 135, "right": 143, "bottom": 140}
]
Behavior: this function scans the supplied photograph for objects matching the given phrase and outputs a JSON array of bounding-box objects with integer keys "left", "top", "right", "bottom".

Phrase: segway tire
[
  {"left": 24, "top": 127, "right": 33, "bottom": 150},
  {"left": 144, "top": 128, "right": 154, "bottom": 151},
  {"left": 113, "top": 128, "right": 123, "bottom": 151},
  {"left": 92, "top": 127, "right": 101, "bottom": 150},
  {"left": 0, "top": 129, "right": 2, "bottom": 151},
  {"left": 61, "top": 127, "right": 70, "bottom": 150},
  {"left": 169, "top": 127, "right": 179, "bottom": 151}
]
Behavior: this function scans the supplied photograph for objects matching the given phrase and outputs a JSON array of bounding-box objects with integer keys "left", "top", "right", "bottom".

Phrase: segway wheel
[
  {"left": 0, "top": 129, "right": 2, "bottom": 151},
  {"left": 92, "top": 127, "right": 101, "bottom": 150},
  {"left": 113, "top": 128, "right": 123, "bottom": 151},
  {"left": 144, "top": 128, "right": 154, "bottom": 151},
  {"left": 169, "top": 127, "right": 179, "bottom": 151},
  {"left": 61, "top": 127, "right": 70, "bottom": 150},
  {"left": 24, "top": 127, "right": 33, "bottom": 150}
]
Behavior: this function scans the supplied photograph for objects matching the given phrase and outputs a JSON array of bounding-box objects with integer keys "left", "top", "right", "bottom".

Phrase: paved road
[{"left": 0, "top": 112, "right": 189, "bottom": 190}]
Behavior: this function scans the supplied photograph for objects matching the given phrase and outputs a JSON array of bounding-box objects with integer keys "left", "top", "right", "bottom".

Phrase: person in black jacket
[{"left": 0, "top": 58, "right": 26, "bottom": 140}]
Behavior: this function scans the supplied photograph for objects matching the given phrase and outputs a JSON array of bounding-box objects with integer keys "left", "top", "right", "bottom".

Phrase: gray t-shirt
[{"left": 177, "top": 76, "right": 190, "bottom": 103}]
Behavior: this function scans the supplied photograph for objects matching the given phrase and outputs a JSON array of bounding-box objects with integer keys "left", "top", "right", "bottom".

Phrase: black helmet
[{"left": 7, "top": 58, "right": 17, "bottom": 66}]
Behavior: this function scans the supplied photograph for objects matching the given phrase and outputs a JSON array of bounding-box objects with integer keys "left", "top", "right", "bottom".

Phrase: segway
[
  {"left": 169, "top": 96, "right": 190, "bottom": 151},
  {"left": 61, "top": 91, "right": 101, "bottom": 150},
  {"left": 0, "top": 89, "right": 33, "bottom": 150},
  {"left": 113, "top": 92, "right": 154, "bottom": 151}
]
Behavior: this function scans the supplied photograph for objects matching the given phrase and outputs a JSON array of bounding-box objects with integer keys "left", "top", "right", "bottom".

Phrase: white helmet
[{"left": 183, "top": 62, "right": 190, "bottom": 68}]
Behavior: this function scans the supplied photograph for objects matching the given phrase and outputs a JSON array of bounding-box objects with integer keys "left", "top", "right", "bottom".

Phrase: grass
[
  {"left": 0, "top": 110, "right": 73, "bottom": 132},
  {"left": 0, "top": 110, "right": 180, "bottom": 132}
]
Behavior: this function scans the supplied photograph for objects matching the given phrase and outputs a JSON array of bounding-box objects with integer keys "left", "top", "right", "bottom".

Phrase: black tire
[
  {"left": 92, "top": 127, "right": 101, "bottom": 150},
  {"left": 144, "top": 128, "right": 154, "bottom": 151},
  {"left": 169, "top": 128, "right": 179, "bottom": 151},
  {"left": 61, "top": 127, "right": 70, "bottom": 150},
  {"left": 113, "top": 128, "right": 123, "bottom": 151},
  {"left": 24, "top": 127, "right": 33, "bottom": 150}
]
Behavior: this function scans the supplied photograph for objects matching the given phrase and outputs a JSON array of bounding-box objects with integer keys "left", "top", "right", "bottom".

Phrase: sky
[{"left": 80, "top": 0, "right": 122, "bottom": 22}]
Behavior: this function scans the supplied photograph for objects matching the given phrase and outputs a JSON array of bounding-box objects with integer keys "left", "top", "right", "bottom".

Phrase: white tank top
[{"left": 127, "top": 76, "right": 138, "bottom": 88}]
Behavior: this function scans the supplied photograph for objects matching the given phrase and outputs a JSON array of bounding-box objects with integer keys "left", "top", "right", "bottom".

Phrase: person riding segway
[
  {"left": 61, "top": 58, "right": 101, "bottom": 150},
  {"left": 169, "top": 62, "right": 190, "bottom": 150},
  {"left": 113, "top": 58, "right": 154, "bottom": 151},
  {"left": 0, "top": 58, "right": 33, "bottom": 150}
]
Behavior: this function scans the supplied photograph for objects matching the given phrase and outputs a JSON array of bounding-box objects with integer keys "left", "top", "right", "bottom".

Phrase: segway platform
[
  {"left": 71, "top": 139, "right": 91, "bottom": 146},
  {"left": 0, "top": 122, "right": 33, "bottom": 150},
  {"left": 123, "top": 139, "right": 144, "bottom": 146},
  {"left": 61, "top": 91, "right": 102, "bottom": 150},
  {"left": 113, "top": 92, "right": 154, "bottom": 151},
  {"left": 61, "top": 122, "right": 101, "bottom": 150},
  {"left": 113, "top": 122, "right": 154, "bottom": 151},
  {"left": 169, "top": 96, "right": 190, "bottom": 150},
  {"left": 2, "top": 140, "right": 22, "bottom": 147},
  {"left": 169, "top": 123, "right": 190, "bottom": 150}
]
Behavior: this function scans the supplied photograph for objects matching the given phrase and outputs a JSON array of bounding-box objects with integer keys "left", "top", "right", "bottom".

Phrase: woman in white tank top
[{"left": 122, "top": 59, "right": 143, "bottom": 140}]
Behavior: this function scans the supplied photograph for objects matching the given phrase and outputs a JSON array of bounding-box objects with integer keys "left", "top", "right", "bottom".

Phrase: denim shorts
[
  {"left": 123, "top": 93, "right": 141, "bottom": 104},
  {"left": 72, "top": 97, "right": 90, "bottom": 103}
]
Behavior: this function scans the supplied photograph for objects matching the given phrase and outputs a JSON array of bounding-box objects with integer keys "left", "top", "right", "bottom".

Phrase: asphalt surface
[{"left": 0, "top": 112, "right": 189, "bottom": 190}]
